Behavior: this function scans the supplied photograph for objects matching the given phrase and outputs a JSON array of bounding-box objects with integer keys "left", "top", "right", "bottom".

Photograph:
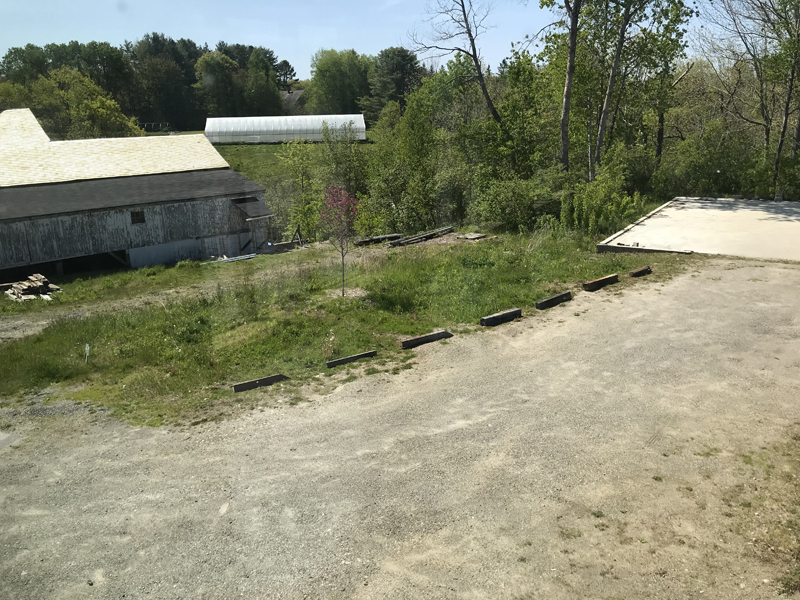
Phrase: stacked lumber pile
[
  {"left": 388, "top": 226, "right": 454, "bottom": 247},
  {"left": 354, "top": 233, "right": 402, "bottom": 247},
  {"left": 3, "top": 274, "right": 61, "bottom": 302}
]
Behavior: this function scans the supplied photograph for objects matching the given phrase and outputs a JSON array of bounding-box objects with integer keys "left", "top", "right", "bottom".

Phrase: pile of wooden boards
[
  {"left": 354, "top": 234, "right": 402, "bottom": 247},
  {"left": 388, "top": 226, "right": 454, "bottom": 247},
  {"left": 3, "top": 274, "right": 61, "bottom": 302}
]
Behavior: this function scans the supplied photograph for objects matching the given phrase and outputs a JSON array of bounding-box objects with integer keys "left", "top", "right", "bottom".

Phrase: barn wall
[
  {"left": 0, "top": 193, "right": 265, "bottom": 270},
  {"left": 0, "top": 221, "right": 32, "bottom": 268}
]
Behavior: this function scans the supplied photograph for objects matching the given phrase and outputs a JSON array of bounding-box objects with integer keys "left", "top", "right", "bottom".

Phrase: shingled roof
[
  {"left": 0, "top": 169, "right": 265, "bottom": 221},
  {"left": 0, "top": 109, "right": 229, "bottom": 188}
]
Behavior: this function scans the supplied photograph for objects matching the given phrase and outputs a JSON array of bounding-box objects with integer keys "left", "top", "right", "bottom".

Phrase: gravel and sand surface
[{"left": 2, "top": 258, "right": 800, "bottom": 599}]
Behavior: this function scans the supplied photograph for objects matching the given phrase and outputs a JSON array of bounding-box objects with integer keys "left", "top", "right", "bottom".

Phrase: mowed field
[{"left": 3, "top": 258, "right": 800, "bottom": 599}]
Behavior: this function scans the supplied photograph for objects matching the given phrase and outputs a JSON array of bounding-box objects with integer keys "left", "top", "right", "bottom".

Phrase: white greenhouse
[{"left": 204, "top": 115, "right": 367, "bottom": 144}]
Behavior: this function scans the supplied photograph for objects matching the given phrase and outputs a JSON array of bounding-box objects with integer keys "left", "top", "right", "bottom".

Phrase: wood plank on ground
[
  {"left": 326, "top": 350, "right": 377, "bottom": 368},
  {"left": 401, "top": 330, "right": 453, "bottom": 349},
  {"left": 480, "top": 308, "right": 522, "bottom": 327},
  {"left": 535, "top": 291, "right": 572, "bottom": 310},
  {"left": 233, "top": 374, "right": 289, "bottom": 393},
  {"left": 388, "top": 226, "right": 454, "bottom": 247},
  {"left": 630, "top": 265, "right": 652, "bottom": 277},
  {"left": 583, "top": 273, "right": 619, "bottom": 292},
  {"left": 354, "top": 234, "right": 401, "bottom": 247}
]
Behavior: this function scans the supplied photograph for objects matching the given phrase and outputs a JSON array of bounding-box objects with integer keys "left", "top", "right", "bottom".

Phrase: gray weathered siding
[{"left": 0, "top": 193, "right": 264, "bottom": 270}]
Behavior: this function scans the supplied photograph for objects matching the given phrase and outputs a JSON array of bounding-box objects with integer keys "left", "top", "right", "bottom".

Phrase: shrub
[
  {"left": 565, "top": 146, "right": 644, "bottom": 235},
  {"left": 470, "top": 166, "right": 566, "bottom": 233}
]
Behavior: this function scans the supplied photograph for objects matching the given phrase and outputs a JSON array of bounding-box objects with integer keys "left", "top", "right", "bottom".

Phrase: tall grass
[{"left": 0, "top": 231, "right": 694, "bottom": 425}]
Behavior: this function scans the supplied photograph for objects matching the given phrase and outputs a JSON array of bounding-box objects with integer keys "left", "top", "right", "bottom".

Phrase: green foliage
[
  {"left": 0, "top": 234, "right": 686, "bottom": 425},
  {"left": 359, "top": 46, "right": 422, "bottom": 124},
  {"left": 16, "top": 66, "right": 144, "bottom": 139},
  {"left": 244, "top": 49, "right": 283, "bottom": 116},
  {"left": 306, "top": 49, "right": 371, "bottom": 114},
  {"left": 320, "top": 122, "right": 368, "bottom": 196},
  {"left": 278, "top": 139, "right": 323, "bottom": 240},
  {"left": 470, "top": 167, "right": 568, "bottom": 233},
  {"left": 194, "top": 51, "right": 243, "bottom": 116},
  {"left": 651, "top": 121, "right": 767, "bottom": 199},
  {"left": 565, "top": 145, "right": 645, "bottom": 235}
]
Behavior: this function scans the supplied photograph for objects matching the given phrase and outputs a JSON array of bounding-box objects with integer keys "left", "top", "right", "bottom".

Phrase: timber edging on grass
[
  {"left": 480, "top": 308, "right": 522, "bottom": 327},
  {"left": 326, "top": 350, "right": 378, "bottom": 368},
  {"left": 233, "top": 374, "right": 289, "bottom": 393},
  {"left": 401, "top": 330, "right": 453, "bottom": 349},
  {"left": 630, "top": 265, "right": 652, "bottom": 277},
  {"left": 583, "top": 274, "right": 619, "bottom": 292},
  {"left": 535, "top": 291, "right": 572, "bottom": 310}
]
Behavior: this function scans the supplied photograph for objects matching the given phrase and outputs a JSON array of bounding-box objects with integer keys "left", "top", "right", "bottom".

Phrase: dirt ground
[{"left": 2, "top": 258, "right": 800, "bottom": 599}]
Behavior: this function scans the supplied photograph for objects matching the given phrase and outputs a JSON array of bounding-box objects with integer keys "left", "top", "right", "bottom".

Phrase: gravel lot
[{"left": 2, "top": 258, "right": 800, "bottom": 599}]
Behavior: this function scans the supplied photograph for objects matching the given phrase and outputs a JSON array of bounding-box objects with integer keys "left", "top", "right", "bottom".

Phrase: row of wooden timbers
[
  {"left": 233, "top": 264, "right": 652, "bottom": 393},
  {"left": 2, "top": 274, "right": 61, "bottom": 302}
]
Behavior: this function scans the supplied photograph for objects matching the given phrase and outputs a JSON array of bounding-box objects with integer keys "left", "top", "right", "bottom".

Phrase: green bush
[
  {"left": 470, "top": 167, "right": 566, "bottom": 233},
  {"left": 564, "top": 146, "right": 644, "bottom": 235}
]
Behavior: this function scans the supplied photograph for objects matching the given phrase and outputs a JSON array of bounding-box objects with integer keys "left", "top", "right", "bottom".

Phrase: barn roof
[
  {"left": 0, "top": 109, "right": 51, "bottom": 147},
  {"left": 0, "top": 109, "right": 230, "bottom": 188},
  {"left": 205, "top": 114, "right": 366, "bottom": 144},
  {"left": 0, "top": 168, "right": 264, "bottom": 221}
]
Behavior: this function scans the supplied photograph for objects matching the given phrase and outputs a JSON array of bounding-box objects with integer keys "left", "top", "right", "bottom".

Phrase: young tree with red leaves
[{"left": 320, "top": 185, "right": 360, "bottom": 297}]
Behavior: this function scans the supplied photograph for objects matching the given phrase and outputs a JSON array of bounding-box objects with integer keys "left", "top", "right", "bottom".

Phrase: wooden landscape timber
[
  {"left": 630, "top": 265, "right": 652, "bottom": 277},
  {"left": 535, "top": 291, "right": 572, "bottom": 310},
  {"left": 4, "top": 274, "right": 61, "bottom": 302},
  {"left": 354, "top": 234, "right": 402, "bottom": 247},
  {"left": 480, "top": 308, "right": 522, "bottom": 327},
  {"left": 388, "top": 226, "right": 454, "bottom": 247},
  {"left": 326, "top": 350, "right": 377, "bottom": 368},
  {"left": 232, "top": 374, "right": 289, "bottom": 393},
  {"left": 582, "top": 273, "right": 619, "bottom": 292},
  {"left": 401, "top": 330, "right": 453, "bottom": 349}
]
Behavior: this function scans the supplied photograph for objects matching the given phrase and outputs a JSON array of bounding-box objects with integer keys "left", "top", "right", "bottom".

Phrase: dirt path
[
  {"left": 0, "top": 248, "right": 343, "bottom": 343},
  {"left": 0, "top": 283, "right": 215, "bottom": 342},
  {"left": 2, "top": 258, "right": 800, "bottom": 599}
]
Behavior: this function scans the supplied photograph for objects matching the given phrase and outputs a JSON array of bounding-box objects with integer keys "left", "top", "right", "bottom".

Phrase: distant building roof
[
  {"left": 0, "top": 108, "right": 230, "bottom": 188},
  {"left": 0, "top": 168, "right": 264, "bottom": 221},
  {"left": 205, "top": 114, "right": 366, "bottom": 144},
  {"left": 0, "top": 109, "right": 51, "bottom": 148},
  {"left": 280, "top": 89, "right": 305, "bottom": 112}
]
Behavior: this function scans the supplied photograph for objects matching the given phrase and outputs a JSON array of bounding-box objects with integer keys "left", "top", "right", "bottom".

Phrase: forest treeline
[
  {"left": 274, "top": 0, "right": 800, "bottom": 240},
  {"left": 4, "top": 0, "right": 800, "bottom": 238},
  {"left": 0, "top": 34, "right": 295, "bottom": 133},
  {"left": 0, "top": 34, "right": 424, "bottom": 135}
]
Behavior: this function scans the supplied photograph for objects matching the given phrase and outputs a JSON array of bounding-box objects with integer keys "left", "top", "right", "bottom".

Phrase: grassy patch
[
  {"left": 0, "top": 247, "right": 337, "bottom": 316},
  {"left": 0, "top": 231, "right": 696, "bottom": 424},
  {"left": 215, "top": 144, "right": 293, "bottom": 187}
]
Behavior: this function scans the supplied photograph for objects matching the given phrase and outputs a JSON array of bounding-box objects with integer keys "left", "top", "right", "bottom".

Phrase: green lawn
[
  {"left": 0, "top": 232, "right": 698, "bottom": 426},
  {"left": 216, "top": 144, "right": 293, "bottom": 186}
]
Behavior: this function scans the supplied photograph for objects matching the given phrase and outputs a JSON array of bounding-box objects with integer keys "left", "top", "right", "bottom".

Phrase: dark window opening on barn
[{"left": 131, "top": 210, "right": 145, "bottom": 225}]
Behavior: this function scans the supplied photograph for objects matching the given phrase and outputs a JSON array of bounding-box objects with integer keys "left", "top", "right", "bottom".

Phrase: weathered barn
[
  {"left": 204, "top": 114, "right": 366, "bottom": 144},
  {"left": 0, "top": 109, "right": 272, "bottom": 273}
]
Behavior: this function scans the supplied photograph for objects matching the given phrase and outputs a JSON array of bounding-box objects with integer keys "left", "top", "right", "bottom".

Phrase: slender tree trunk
[
  {"left": 655, "top": 111, "right": 665, "bottom": 166},
  {"left": 775, "top": 60, "right": 797, "bottom": 185},
  {"left": 460, "top": 0, "right": 502, "bottom": 125},
  {"left": 595, "top": 5, "right": 631, "bottom": 167},
  {"left": 792, "top": 108, "right": 800, "bottom": 160},
  {"left": 341, "top": 249, "right": 345, "bottom": 297},
  {"left": 560, "top": 0, "right": 583, "bottom": 171}
]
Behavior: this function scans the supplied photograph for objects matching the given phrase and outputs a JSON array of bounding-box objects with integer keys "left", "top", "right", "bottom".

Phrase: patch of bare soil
[{"left": 325, "top": 287, "right": 368, "bottom": 298}]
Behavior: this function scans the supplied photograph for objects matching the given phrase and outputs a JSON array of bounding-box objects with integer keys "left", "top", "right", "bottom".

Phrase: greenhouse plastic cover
[{"left": 204, "top": 115, "right": 366, "bottom": 144}]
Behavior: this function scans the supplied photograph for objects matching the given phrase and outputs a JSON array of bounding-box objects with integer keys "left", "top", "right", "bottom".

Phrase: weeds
[{"left": 0, "top": 231, "right": 694, "bottom": 424}]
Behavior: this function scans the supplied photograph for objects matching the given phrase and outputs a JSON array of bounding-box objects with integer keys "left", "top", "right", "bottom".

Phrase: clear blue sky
[{"left": 0, "top": 0, "right": 554, "bottom": 79}]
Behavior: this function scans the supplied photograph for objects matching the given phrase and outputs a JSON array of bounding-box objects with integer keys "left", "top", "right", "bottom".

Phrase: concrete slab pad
[{"left": 598, "top": 197, "right": 800, "bottom": 261}]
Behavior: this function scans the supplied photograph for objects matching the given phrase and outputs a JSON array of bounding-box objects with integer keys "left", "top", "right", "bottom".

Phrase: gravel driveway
[{"left": 2, "top": 258, "right": 800, "bottom": 599}]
